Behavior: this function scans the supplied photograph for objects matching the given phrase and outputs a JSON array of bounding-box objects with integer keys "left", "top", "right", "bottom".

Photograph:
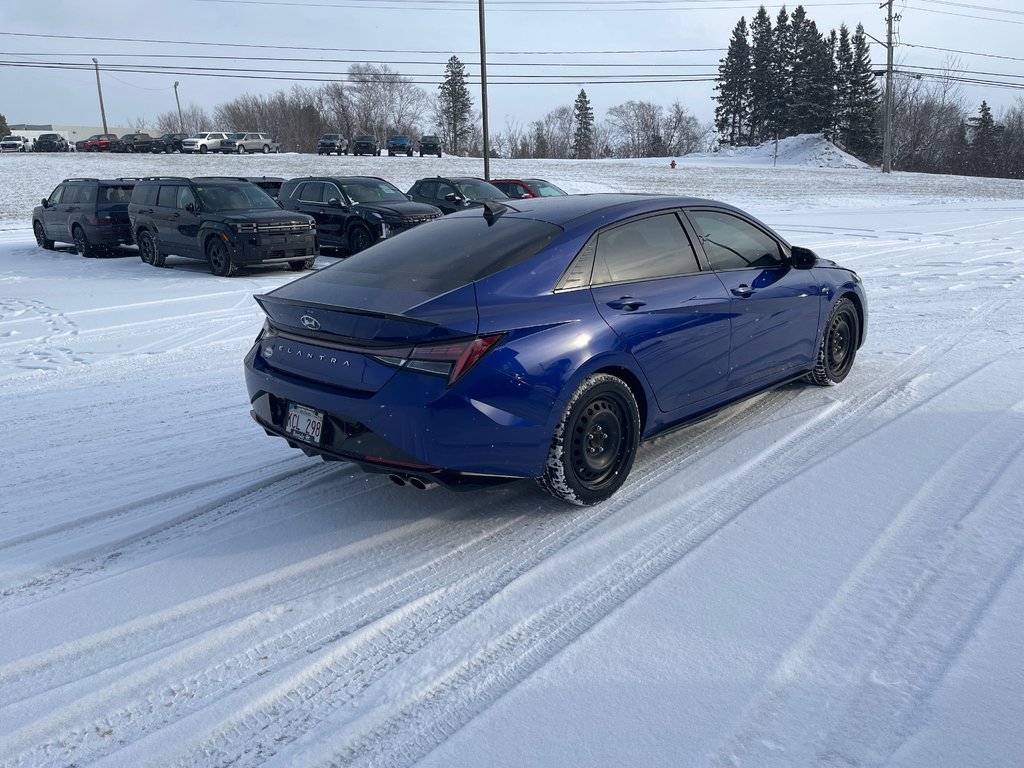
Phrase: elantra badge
[{"left": 300, "top": 314, "right": 321, "bottom": 331}]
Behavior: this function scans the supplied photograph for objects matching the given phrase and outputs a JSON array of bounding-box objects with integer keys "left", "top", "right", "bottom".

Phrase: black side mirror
[
  {"left": 41, "top": 198, "right": 49, "bottom": 207},
  {"left": 790, "top": 245, "right": 818, "bottom": 269},
  {"left": 327, "top": 197, "right": 346, "bottom": 209},
  {"left": 185, "top": 202, "right": 196, "bottom": 213}
]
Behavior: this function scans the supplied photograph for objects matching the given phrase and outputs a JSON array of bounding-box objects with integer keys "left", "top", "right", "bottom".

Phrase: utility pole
[
  {"left": 92, "top": 57, "right": 108, "bottom": 135},
  {"left": 882, "top": 0, "right": 894, "bottom": 173},
  {"left": 174, "top": 81, "right": 184, "bottom": 133},
  {"left": 478, "top": 0, "right": 491, "bottom": 180}
]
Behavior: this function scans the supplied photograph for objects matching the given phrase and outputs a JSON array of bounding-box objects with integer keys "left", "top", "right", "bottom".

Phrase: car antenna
[{"left": 481, "top": 199, "right": 508, "bottom": 225}]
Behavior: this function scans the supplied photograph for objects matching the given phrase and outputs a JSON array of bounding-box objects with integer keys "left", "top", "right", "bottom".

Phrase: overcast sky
[{"left": 2, "top": 0, "right": 1022, "bottom": 134}]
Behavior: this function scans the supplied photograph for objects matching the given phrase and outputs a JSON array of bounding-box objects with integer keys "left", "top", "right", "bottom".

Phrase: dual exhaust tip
[{"left": 387, "top": 473, "right": 437, "bottom": 491}]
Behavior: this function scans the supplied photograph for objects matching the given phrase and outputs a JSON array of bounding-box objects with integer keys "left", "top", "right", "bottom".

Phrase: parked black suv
[
  {"left": 316, "top": 134, "right": 349, "bottom": 155},
  {"left": 35, "top": 133, "right": 70, "bottom": 152},
  {"left": 278, "top": 176, "right": 442, "bottom": 254},
  {"left": 417, "top": 135, "right": 442, "bottom": 157},
  {"left": 351, "top": 135, "right": 380, "bottom": 156},
  {"left": 111, "top": 133, "right": 155, "bottom": 153},
  {"left": 32, "top": 177, "right": 139, "bottom": 257},
  {"left": 406, "top": 176, "right": 509, "bottom": 215},
  {"left": 129, "top": 177, "right": 317, "bottom": 276},
  {"left": 151, "top": 133, "right": 189, "bottom": 153}
]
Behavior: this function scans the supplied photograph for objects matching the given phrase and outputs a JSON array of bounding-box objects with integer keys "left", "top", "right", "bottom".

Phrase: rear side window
[
  {"left": 100, "top": 185, "right": 134, "bottom": 203},
  {"left": 132, "top": 184, "right": 159, "bottom": 206},
  {"left": 61, "top": 186, "right": 81, "bottom": 204},
  {"left": 157, "top": 185, "right": 180, "bottom": 208},
  {"left": 592, "top": 213, "right": 701, "bottom": 285},
  {"left": 298, "top": 182, "right": 324, "bottom": 203},
  {"left": 310, "top": 216, "right": 563, "bottom": 292}
]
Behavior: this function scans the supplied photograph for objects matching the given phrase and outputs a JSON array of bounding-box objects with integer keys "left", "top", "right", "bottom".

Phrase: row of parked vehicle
[
  {"left": 2, "top": 134, "right": 70, "bottom": 152},
  {"left": 318, "top": 134, "right": 444, "bottom": 157},
  {"left": 30, "top": 173, "right": 568, "bottom": 275}
]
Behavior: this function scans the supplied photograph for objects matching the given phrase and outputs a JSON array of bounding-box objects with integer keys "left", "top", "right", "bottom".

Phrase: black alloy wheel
[
  {"left": 34, "top": 221, "right": 55, "bottom": 250},
  {"left": 348, "top": 226, "right": 374, "bottom": 255},
  {"left": 206, "top": 237, "right": 237, "bottom": 277},
  {"left": 72, "top": 225, "right": 97, "bottom": 258}
]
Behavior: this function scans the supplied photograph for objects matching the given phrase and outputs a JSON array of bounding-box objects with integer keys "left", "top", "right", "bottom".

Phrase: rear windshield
[
  {"left": 194, "top": 184, "right": 279, "bottom": 211},
  {"left": 315, "top": 215, "right": 562, "bottom": 290}
]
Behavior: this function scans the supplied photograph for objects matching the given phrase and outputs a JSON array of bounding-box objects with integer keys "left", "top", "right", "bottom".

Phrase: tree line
[
  {"left": 146, "top": 57, "right": 713, "bottom": 160},
  {"left": 714, "top": 3, "right": 1024, "bottom": 178}
]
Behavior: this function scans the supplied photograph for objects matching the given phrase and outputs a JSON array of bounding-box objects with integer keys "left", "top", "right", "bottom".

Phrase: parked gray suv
[{"left": 128, "top": 177, "right": 316, "bottom": 276}]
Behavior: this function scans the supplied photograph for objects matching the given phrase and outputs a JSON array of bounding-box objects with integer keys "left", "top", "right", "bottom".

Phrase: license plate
[{"left": 285, "top": 403, "right": 324, "bottom": 445}]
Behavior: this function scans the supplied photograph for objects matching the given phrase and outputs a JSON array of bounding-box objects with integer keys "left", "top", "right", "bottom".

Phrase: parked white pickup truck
[{"left": 0, "top": 135, "right": 33, "bottom": 152}]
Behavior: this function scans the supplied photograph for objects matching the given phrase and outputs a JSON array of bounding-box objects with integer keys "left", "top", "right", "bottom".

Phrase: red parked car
[
  {"left": 490, "top": 178, "right": 568, "bottom": 199},
  {"left": 83, "top": 134, "right": 119, "bottom": 152}
]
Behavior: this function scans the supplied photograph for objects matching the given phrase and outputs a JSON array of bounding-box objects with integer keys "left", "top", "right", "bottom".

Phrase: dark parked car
[
  {"left": 351, "top": 135, "right": 380, "bottom": 156},
  {"left": 83, "top": 134, "right": 119, "bottom": 152},
  {"left": 129, "top": 177, "right": 316, "bottom": 276},
  {"left": 316, "top": 134, "right": 349, "bottom": 155},
  {"left": 278, "top": 175, "right": 442, "bottom": 254},
  {"left": 34, "top": 133, "right": 70, "bottom": 152},
  {"left": 111, "top": 133, "right": 155, "bottom": 153},
  {"left": 386, "top": 134, "right": 413, "bottom": 156},
  {"left": 491, "top": 178, "right": 568, "bottom": 199},
  {"left": 417, "top": 135, "right": 442, "bottom": 157},
  {"left": 151, "top": 133, "right": 189, "bottom": 153},
  {"left": 244, "top": 194, "right": 867, "bottom": 504},
  {"left": 406, "top": 176, "right": 509, "bottom": 215},
  {"left": 32, "top": 177, "right": 139, "bottom": 257},
  {"left": 194, "top": 175, "right": 286, "bottom": 200}
]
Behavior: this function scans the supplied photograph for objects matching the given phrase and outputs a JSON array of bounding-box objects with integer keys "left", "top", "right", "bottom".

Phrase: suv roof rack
[
  {"left": 61, "top": 177, "right": 100, "bottom": 183},
  {"left": 139, "top": 176, "right": 191, "bottom": 181}
]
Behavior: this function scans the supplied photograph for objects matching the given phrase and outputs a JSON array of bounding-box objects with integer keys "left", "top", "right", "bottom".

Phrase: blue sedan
[{"left": 245, "top": 194, "right": 866, "bottom": 505}]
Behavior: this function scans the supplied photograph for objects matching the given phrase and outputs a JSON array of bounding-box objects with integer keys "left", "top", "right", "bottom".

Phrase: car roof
[
  {"left": 285, "top": 175, "right": 389, "bottom": 184},
  {"left": 457, "top": 193, "right": 747, "bottom": 228}
]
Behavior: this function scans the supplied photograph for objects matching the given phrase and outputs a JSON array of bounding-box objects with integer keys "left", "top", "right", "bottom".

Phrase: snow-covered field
[{"left": 2, "top": 138, "right": 1024, "bottom": 767}]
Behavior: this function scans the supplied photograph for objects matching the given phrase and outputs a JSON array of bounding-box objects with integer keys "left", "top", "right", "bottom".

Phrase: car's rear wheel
[
  {"left": 206, "top": 237, "right": 237, "bottom": 277},
  {"left": 34, "top": 221, "right": 55, "bottom": 250},
  {"left": 347, "top": 225, "right": 374, "bottom": 255},
  {"left": 537, "top": 373, "right": 640, "bottom": 505},
  {"left": 807, "top": 297, "right": 859, "bottom": 385},
  {"left": 137, "top": 230, "right": 164, "bottom": 266},
  {"left": 72, "top": 225, "right": 97, "bottom": 258}
]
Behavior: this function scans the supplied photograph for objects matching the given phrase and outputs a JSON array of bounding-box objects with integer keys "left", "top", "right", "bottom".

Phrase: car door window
[
  {"left": 592, "top": 213, "right": 701, "bottom": 285},
  {"left": 77, "top": 185, "right": 97, "bottom": 204},
  {"left": 299, "top": 182, "right": 325, "bottom": 203},
  {"left": 177, "top": 186, "right": 197, "bottom": 210},
  {"left": 61, "top": 186, "right": 80, "bottom": 204},
  {"left": 48, "top": 186, "right": 65, "bottom": 204},
  {"left": 437, "top": 182, "right": 456, "bottom": 201},
  {"left": 157, "top": 186, "right": 179, "bottom": 208},
  {"left": 686, "top": 209, "right": 783, "bottom": 271},
  {"left": 418, "top": 181, "right": 437, "bottom": 200},
  {"left": 323, "top": 183, "right": 343, "bottom": 204}
]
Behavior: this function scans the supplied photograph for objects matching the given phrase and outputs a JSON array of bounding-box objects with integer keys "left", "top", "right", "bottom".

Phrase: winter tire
[
  {"left": 536, "top": 373, "right": 640, "bottom": 505},
  {"left": 807, "top": 297, "right": 859, "bottom": 385},
  {"left": 348, "top": 226, "right": 374, "bottom": 255},
  {"left": 34, "top": 221, "right": 55, "bottom": 250},
  {"left": 137, "top": 230, "right": 164, "bottom": 266},
  {"left": 206, "top": 237, "right": 237, "bottom": 277},
  {"left": 72, "top": 225, "right": 97, "bottom": 258},
  {"left": 262, "top": 145, "right": 270, "bottom": 154}
]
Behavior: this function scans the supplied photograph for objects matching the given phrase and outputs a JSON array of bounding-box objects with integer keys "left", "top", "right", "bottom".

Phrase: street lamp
[{"left": 174, "top": 81, "right": 184, "bottom": 133}]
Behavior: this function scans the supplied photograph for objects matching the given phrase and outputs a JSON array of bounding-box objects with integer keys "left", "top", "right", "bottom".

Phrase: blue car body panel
[{"left": 245, "top": 194, "right": 867, "bottom": 485}]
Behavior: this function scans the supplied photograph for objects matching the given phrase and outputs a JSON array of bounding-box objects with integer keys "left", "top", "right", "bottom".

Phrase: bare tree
[
  {"left": 607, "top": 100, "right": 664, "bottom": 157},
  {"left": 889, "top": 62, "right": 967, "bottom": 173},
  {"left": 153, "top": 103, "right": 212, "bottom": 135},
  {"left": 662, "top": 101, "right": 715, "bottom": 155}
]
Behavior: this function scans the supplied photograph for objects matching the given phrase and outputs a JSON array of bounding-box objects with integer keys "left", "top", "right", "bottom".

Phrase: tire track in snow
[{"left": 707, "top": 363, "right": 1024, "bottom": 768}]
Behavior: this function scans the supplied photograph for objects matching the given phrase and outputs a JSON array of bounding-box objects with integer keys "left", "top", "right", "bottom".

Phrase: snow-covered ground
[{"left": 2, "top": 137, "right": 1024, "bottom": 767}]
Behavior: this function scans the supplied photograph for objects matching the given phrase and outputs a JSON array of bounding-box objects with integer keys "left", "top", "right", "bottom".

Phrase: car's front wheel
[
  {"left": 536, "top": 373, "right": 640, "bottom": 505},
  {"left": 262, "top": 144, "right": 270, "bottom": 154},
  {"left": 807, "top": 297, "right": 859, "bottom": 385},
  {"left": 34, "top": 221, "right": 55, "bottom": 250},
  {"left": 72, "top": 225, "right": 97, "bottom": 258},
  {"left": 348, "top": 225, "right": 374, "bottom": 254},
  {"left": 206, "top": 237, "right": 237, "bottom": 276},
  {"left": 287, "top": 258, "right": 315, "bottom": 271}
]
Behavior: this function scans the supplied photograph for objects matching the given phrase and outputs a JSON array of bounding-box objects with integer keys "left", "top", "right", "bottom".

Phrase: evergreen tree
[
  {"left": 436, "top": 56, "right": 473, "bottom": 155},
  {"left": 846, "top": 25, "right": 881, "bottom": 161},
  {"left": 714, "top": 16, "right": 752, "bottom": 145},
  {"left": 834, "top": 24, "right": 855, "bottom": 144},
  {"left": 572, "top": 89, "right": 595, "bottom": 159},
  {"left": 748, "top": 6, "right": 779, "bottom": 142},
  {"left": 773, "top": 6, "right": 794, "bottom": 135},
  {"left": 788, "top": 8, "right": 833, "bottom": 135},
  {"left": 967, "top": 101, "right": 1001, "bottom": 177},
  {"left": 0, "top": 113, "right": 8, "bottom": 140}
]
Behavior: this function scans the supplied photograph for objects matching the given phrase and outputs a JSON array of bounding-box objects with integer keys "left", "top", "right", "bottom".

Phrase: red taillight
[{"left": 372, "top": 334, "right": 505, "bottom": 386}]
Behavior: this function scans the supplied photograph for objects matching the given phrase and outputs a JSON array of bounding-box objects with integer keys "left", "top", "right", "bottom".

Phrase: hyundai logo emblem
[{"left": 300, "top": 314, "right": 321, "bottom": 331}]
